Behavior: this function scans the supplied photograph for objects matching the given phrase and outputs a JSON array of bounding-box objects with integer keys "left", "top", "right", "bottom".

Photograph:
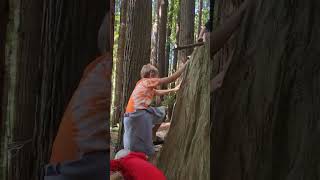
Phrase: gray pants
[
  {"left": 44, "top": 151, "right": 108, "bottom": 180},
  {"left": 123, "top": 107, "right": 166, "bottom": 156}
]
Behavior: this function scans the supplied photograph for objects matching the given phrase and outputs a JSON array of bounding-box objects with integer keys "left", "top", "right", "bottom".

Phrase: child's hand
[
  {"left": 174, "top": 84, "right": 181, "bottom": 92},
  {"left": 184, "top": 60, "right": 190, "bottom": 66}
]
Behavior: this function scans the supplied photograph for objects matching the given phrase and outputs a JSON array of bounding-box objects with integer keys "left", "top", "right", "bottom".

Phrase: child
[
  {"left": 123, "top": 61, "right": 188, "bottom": 157},
  {"left": 110, "top": 149, "right": 166, "bottom": 180}
]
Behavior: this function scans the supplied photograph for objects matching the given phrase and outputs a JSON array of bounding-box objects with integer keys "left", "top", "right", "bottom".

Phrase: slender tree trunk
[
  {"left": 177, "top": 0, "right": 195, "bottom": 65},
  {"left": 172, "top": 0, "right": 181, "bottom": 77},
  {"left": 150, "top": 1, "right": 160, "bottom": 65},
  {"left": 157, "top": 0, "right": 168, "bottom": 83},
  {"left": 212, "top": 0, "right": 320, "bottom": 179},
  {"left": 165, "top": 0, "right": 175, "bottom": 120},
  {"left": 0, "top": 1, "right": 108, "bottom": 179},
  {"left": 116, "top": 0, "right": 152, "bottom": 151},
  {"left": 165, "top": 0, "right": 174, "bottom": 78},
  {"left": 197, "top": 0, "right": 203, "bottom": 37},
  {"left": 111, "top": 0, "right": 128, "bottom": 127}
]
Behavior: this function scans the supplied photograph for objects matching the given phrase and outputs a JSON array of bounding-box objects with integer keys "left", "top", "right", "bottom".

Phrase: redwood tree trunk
[
  {"left": 0, "top": 0, "right": 8, "bottom": 139},
  {"left": 212, "top": 0, "right": 320, "bottom": 180},
  {"left": 157, "top": 0, "right": 168, "bottom": 82},
  {"left": 150, "top": 0, "right": 160, "bottom": 65},
  {"left": 197, "top": 0, "right": 203, "bottom": 37},
  {"left": 172, "top": 0, "right": 181, "bottom": 75},
  {"left": 165, "top": 0, "right": 174, "bottom": 79},
  {"left": 177, "top": 0, "right": 195, "bottom": 65},
  {"left": 112, "top": 0, "right": 128, "bottom": 127},
  {"left": 0, "top": 1, "right": 108, "bottom": 179},
  {"left": 157, "top": 45, "right": 211, "bottom": 180},
  {"left": 116, "top": 0, "right": 152, "bottom": 151}
]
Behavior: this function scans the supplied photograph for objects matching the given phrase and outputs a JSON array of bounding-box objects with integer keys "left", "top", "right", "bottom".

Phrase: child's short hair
[{"left": 140, "top": 64, "right": 159, "bottom": 78}]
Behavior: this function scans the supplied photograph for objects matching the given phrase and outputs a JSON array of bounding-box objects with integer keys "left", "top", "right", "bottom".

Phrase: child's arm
[
  {"left": 154, "top": 85, "right": 180, "bottom": 96},
  {"left": 159, "top": 61, "right": 189, "bottom": 85},
  {"left": 210, "top": 0, "right": 253, "bottom": 56}
]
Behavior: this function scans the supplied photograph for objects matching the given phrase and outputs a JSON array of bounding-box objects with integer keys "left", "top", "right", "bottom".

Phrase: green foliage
[{"left": 161, "top": 93, "right": 176, "bottom": 107}]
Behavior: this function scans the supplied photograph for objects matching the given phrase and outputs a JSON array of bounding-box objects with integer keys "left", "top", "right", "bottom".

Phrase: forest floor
[{"left": 110, "top": 122, "right": 171, "bottom": 165}]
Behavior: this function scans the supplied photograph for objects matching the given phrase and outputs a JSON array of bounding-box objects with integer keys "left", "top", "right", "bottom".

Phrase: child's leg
[
  {"left": 147, "top": 106, "right": 167, "bottom": 142},
  {"left": 123, "top": 111, "right": 155, "bottom": 156},
  {"left": 152, "top": 124, "right": 162, "bottom": 141}
]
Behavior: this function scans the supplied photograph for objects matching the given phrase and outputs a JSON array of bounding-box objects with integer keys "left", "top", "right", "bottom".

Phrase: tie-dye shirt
[{"left": 126, "top": 78, "right": 160, "bottom": 113}]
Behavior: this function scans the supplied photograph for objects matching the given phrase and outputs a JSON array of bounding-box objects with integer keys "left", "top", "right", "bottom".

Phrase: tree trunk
[
  {"left": 0, "top": 0, "right": 8, "bottom": 135},
  {"left": 111, "top": 0, "right": 128, "bottom": 127},
  {"left": 116, "top": 0, "right": 152, "bottom": 151},
  {"left": 177, "top": 0, "right": 195, "bottom": 65},
  {"left": 157, "top": 45, "right": 211, "bottom": 180},
  {"left": 197, "top": 0, "right": 203, "bottom": 37},
  {"left": 150, "top": 0, "right": 160, "bottom": 65},
  {"left": 165, "top": 0, "right": 174, "bottom": 79},
  {"left": 0, "top": 0, "right": 8, "bottom": 178},
  {"left": 157, "top": 0, "right": 168, "bottom": 82},
  {"left": 0, "top": 1, "right": 108, "bottom": 179},
  {"left": 212, "top": 0, "right": 320, "bottom": 180},
  {"left": 172, "top": 0, "right": 181, "bottom": 76}
]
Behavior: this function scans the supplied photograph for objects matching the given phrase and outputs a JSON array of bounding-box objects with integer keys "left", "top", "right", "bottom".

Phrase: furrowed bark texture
[
  {"left": 212, "top": 0, "right": 320, "bottom": 179},
  {"left": 1, "top": 1, "right": 108, "bottom": 179},
  {"left": 157, "top": 45, "right": 211, "bottom": 180}
]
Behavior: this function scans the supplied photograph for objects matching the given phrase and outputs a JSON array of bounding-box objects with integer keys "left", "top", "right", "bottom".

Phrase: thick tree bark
[
  {"left": 157, "top": 45, "right": 211, "bottom": 180},
  {"left": 212, "top": 0, "right": 320, "bottom": 180},
  {"left": 1, "top": 1, "right": 108, "bottom": 179},
  {"left": 0, "top": 0, "right": 9, "bottom": 178},
  {"left": 177, "top": 0, "right": 195, "bottom": 65},
  {"left": 157, "top": 0, "right": 168, "bottom": 82},
  {"left": 0, "top": 0, "right": 8, "bottom": 138},
  {"left": 111, "top": 0, "right": 128, "bottom": 127},
  {"left": 116, "top": 0, "right": 152, "bottom": 151}
]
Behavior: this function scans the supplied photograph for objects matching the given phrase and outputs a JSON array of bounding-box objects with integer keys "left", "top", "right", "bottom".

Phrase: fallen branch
[{"left": 173, "top": 42, "right": 205, "bottom": 51}]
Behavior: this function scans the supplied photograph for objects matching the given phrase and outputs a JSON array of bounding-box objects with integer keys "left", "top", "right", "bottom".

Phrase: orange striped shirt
[
  {"left": 50, "top": 54, "right": 112, "bottom": 164},
  {"left": 126, "top": 78, "right": 160, "bottom": 113}
]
